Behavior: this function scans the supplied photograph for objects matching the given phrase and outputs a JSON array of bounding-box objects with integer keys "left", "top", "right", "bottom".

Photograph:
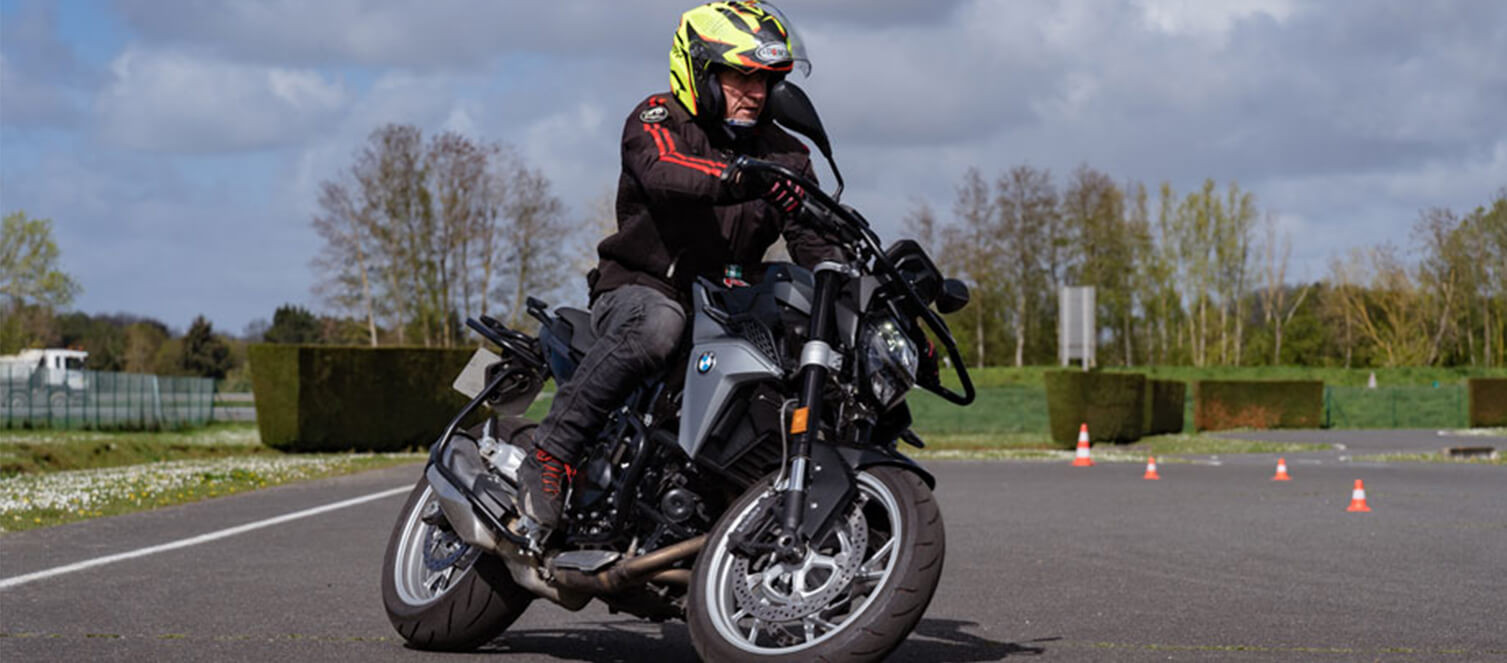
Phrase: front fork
[{"left": 776, "top": 263, "right": 857, "bottom": 562}]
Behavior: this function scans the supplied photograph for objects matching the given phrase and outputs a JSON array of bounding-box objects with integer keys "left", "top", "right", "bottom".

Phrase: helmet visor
[{"left": 759, "top": 3, "right": 811, "bottom": 77}]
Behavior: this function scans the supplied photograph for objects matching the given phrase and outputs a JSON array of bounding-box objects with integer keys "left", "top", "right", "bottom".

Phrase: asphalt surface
[{"left": 1, "top": 431, "right": 1504, "bottom": 662}]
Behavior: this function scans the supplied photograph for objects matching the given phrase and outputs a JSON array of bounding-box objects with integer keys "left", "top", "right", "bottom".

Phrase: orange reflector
[{"left": 790, "top": 407, "right": 809, "bottom": 434}]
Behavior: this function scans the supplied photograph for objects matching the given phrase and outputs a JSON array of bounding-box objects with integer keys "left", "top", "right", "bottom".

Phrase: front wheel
[
  {"left": 687, "top": 466, "right": 945, "bottom": 662},
  {"left": 381, "top": 475, "right": 533, "bottom": 651}
]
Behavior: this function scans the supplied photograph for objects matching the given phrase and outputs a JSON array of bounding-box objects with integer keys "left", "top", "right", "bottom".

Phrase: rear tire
[
  {"left": 380, "top": 475, "right": 533, "bottom": 651},
  {"left": 687, "top": 466, "right": 945, "bottom": 662}
]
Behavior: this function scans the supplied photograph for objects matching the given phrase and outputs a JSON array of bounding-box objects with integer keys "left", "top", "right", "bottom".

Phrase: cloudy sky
[{"left": 3, "top": 0, "right": 1504, "bottom": 336}]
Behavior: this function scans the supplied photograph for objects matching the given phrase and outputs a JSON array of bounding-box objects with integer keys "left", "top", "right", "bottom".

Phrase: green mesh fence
[
  {"left": 908, "top": 386, "right": 1050, "bottom": 434},
  {"left": 1323, "top": 384, "right": 1468, "bottom": 429},
  {"left": 1, "top": 365, "right": 216, "bottom": 429}
]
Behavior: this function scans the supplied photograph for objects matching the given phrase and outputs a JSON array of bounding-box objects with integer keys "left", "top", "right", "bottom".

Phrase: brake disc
[
  {"left": 729, "top": 492, "right": 868, "bottom": 623},
  {"left": 423, "top": 521, "right": 474, "bottom": 571}
]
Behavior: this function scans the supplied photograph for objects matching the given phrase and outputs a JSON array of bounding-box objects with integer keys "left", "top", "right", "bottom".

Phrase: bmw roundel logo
[{"left": 696, "top": 352, "right": 716, "bottom": 374}]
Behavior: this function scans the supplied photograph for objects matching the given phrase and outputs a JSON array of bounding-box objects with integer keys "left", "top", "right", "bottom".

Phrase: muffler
[{"left": 425, "top": 433, "right": 524, "bottom": 553}]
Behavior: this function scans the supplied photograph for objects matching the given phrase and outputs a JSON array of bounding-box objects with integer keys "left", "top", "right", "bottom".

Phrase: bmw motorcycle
[{"left": 380, "top": 82, "right": 975, "bottom": 662}]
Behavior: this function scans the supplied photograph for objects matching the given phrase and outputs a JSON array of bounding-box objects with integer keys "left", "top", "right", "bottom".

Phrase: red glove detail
[{"left": 763, "top": 178, "right": 805, "bottom": 215}]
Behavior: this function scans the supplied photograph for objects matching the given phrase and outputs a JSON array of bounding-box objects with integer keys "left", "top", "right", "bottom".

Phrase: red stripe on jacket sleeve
[
  {"left": 640, "top": 122, "right": 727, "bottom": 177},
  {"left": 650, "top": 124, "right": 727, "bottom": 170}
]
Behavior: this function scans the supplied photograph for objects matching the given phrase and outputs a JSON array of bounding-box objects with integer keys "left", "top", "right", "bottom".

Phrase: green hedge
[
  {"left": 1044, "top": 370, "right": 1146, "bottom": 448},
  {"left": 1142, "top": 379, "right": 1186, "bottom": 436},
  {"left": 1468, "top": 378, "right": 1507, "bottom": 427},
  {"left": 1193, "top": 380, "right": 1323, "bottom": 432},
  {"left": 249, "top": 345, "right": 480, "bottom": 452}
]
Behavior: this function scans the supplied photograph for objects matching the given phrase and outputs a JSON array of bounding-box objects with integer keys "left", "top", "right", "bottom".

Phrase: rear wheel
[
  {"left": 687, "top": 466, "right": 945, "bottom": 662},
  {"left": 381, "top": 476, "right": 533, "bottom": 651}
]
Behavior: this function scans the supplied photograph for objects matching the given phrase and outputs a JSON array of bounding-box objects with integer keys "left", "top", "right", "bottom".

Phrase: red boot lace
[{"left": 535, "top": 449, "right": 575, "bottom": 496}]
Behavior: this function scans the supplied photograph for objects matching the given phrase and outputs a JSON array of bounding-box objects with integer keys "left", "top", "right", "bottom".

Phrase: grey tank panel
[{"left": 679, "top": 282, "right": 783, "bottom": 458}]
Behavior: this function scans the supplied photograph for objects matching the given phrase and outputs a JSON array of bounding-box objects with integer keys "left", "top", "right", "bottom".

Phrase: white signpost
[{"left": 1059, "top": 286, "right": 1096, "bottom": 371}]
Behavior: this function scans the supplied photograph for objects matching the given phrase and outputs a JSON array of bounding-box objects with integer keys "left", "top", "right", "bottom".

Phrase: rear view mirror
[
  {"left": 768, "top": 81, "right": 844, "bottom": 198},
  {"left": 769, "top": 81, "right": 831, "bottom": 158},
  {"left": 936, "top": 279, "right": 970, "bottom": 314}
]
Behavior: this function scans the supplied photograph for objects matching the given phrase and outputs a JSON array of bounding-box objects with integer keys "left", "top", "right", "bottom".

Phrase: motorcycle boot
[{"left": 515, "top": 448, "right": 573, "bottom": 531}]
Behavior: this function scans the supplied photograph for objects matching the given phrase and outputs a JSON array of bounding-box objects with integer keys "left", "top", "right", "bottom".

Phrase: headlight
[{"left": 862, "top": 317, "right": 918, "bottom": 410}]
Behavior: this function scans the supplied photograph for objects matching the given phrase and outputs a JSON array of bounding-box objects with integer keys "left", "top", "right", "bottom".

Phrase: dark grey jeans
[{"left": 533, "top": 285, "right": 686, "bottom": 463}]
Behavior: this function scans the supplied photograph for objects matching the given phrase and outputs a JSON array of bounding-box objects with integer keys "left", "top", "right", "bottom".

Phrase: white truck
[{"left": 1, "top": 348, "right": 90, "bottom": 411}]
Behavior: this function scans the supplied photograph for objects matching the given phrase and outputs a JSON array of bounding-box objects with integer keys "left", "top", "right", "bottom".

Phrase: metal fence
[
  {"left": 1324, "top": 384, "right": 1468, "bottom": 429},
  {"left": 1, "top": 366, "right": 217, "bottom": 429}
]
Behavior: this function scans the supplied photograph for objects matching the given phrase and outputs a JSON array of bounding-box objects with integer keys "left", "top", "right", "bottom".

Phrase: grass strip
[
  {"left": 911, "top": 431, "right": 1327, "bottom": 456},
  {"left": 0, "top": 452, "right": 422, "bottom": 532},
  {"left": 1122, "top": 434, "right": 1328, "bottom": 456},
  {"left": 1354, "top": 452, "right": 1506, "bottom": 465},
  {"left": 0, "top": 423, "right": 268, "bottom": 478},
  {"left": 937, "top": 365, "right": 1507, "bottom": 389}
]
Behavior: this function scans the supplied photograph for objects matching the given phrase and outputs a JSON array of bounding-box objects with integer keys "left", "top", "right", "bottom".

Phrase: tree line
[
  {"left": 3, "top": 211, "right": 237, "bottom": 382},
  {"left": 910, "top": 165, "right": 1507, "bottom": 368},
  {"left": 8, "top": 141, "right": 1503, "bottom": 374},
  {"left": 310, "top": 123, "right": 598, "bottom": 348}
]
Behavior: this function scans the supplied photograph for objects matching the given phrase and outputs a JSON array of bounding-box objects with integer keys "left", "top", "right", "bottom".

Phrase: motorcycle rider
[{"left": 516, "top": 1, "right": 840, "bottom": 531}]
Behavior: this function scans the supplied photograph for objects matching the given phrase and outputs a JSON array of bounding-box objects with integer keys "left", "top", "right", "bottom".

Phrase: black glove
[{"left": 721, "top": 157, "right": 804, "bottom": 215}]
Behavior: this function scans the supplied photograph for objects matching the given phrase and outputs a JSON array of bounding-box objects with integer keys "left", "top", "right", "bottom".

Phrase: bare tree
[
  {"left": 1257, "top": 212, "right": 1311, "bottom": 364},
  {"left": 1328, "top": 246, "right": 1434, "bottom": 366},
  {"left": 1215, "top": 182, "right": 1256, "bottom": 366},
  {"left": 995, "top": 165, "right": 1056, "bottom": 367},
  {"left": 426, "top": 132, "right": 495, "bottom": 342},
  {"left": 1122, "top": 180, "right": 1153, "bottom": 366},
  {"left": 903, "top": 198, "right": 940, "bottom": 258},
  {"left": 499, "top": 166, "right": 568, "bottom": 330},
  {"left": 1062, "top": 165, "right": 1130, "bottom": 366},
  {"left": 1147, "top": 182, "right": 1182, "bottom": 364},
  {"left": 1462, "top": 188, "right": 1507, "bottom": 366},
  {"left": 1175, "top": 180, "right": 1220, "bottom": 366},
  {"left": 947, "top": 168, "right": 1000, "bottom": 368},
  {"left": 1412, "top": 207, "right": 1466, "bottom": 365},
  {"left": 311, "top": 179, "right": 381, "bottom": 346},
  {"left": 312, "top": 124, "right": 574, "bottom": 345}
]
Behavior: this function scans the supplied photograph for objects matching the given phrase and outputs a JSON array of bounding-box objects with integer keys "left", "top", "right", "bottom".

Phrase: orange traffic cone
[
  {"left": 1143, "top": 456, "right": 1161, "bottom": 480},
  {"left": 1072, "top": 423, "right": 1094, "bottom": 467},
  {"left": 1347, "top": 479, "right": 1372, "bottom": 512},
  {"left": 1272, "top": 457, "right": 1292, "bottom": 481}
]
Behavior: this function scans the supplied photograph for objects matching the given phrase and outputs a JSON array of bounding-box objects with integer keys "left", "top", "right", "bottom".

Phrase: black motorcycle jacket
[{"left": 591, "top": 93, "right": 840, "bottom": 305}]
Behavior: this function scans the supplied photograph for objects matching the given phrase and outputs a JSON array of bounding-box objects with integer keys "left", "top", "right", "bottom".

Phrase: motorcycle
[{"left": 380, "top": 82, "right": 975, "bottom": 662}]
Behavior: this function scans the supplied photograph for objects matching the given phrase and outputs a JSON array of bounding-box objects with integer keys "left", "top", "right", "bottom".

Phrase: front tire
[
  {"left": 381, "top": 475, "right": 533, "bottom": 651},
  {"left": 687, "top": 466, "right": 945, "bottom": 662}
]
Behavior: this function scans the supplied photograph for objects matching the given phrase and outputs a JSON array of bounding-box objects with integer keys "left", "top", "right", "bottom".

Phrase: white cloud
[
  {"left": 95, "top": 47, "right": 348, "bottom": 153},
  {"left": 11, "top": 0, "right": 1507, "bottom": 332},
  {"left": 1136, "top": 0, "right": 1298, "bottom": 39}
]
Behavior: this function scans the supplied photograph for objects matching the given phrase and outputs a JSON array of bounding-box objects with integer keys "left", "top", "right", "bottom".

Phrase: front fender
[
  {"left": 799, "top": 442, "right": 936, "bottom": 542},
  {"left": 836, "top": 444, "right": 935, "bottom": 490}
]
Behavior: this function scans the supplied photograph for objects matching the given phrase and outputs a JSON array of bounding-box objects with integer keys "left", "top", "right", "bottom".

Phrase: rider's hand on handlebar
[
  {"left": 721, "top": 158, "right": 804, "bottom": 215},
  {"left": 762, "top": 178, "right": 805, "bottom": 215}
]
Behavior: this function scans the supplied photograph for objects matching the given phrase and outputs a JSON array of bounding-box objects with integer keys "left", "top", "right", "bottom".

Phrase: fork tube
[{"left": 783, "top": 267, "right": 842, "bottom": 538}]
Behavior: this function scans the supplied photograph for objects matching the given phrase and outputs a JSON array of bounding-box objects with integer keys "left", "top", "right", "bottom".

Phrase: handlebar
[{"left": 728, "top": 157, "right": 975, "bottom": 406}]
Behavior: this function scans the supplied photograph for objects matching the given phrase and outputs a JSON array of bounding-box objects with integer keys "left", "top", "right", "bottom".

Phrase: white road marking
[{"left": 0, "top": 485, "right": 411, "bottom": 591}]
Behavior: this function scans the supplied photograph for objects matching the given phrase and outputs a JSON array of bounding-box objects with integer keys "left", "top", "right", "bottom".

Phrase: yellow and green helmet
[{"left": 669, "top": 1, "right": 810, "bottom": 119}]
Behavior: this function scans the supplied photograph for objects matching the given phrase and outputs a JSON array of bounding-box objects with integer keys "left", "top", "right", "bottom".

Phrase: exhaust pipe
[{"left": 550, "top": 535, "right": 707, "bottom": 594}]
